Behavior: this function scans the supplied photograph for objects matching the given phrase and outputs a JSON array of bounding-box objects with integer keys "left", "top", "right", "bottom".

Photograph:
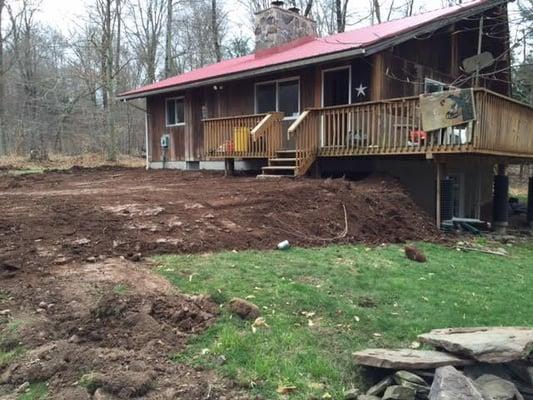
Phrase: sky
[
  {"left": 35, "top": 0, "right": 524, "bottom": 52},
  {"left": 37, "top": 0, "right": 449, "bottom": 33}
]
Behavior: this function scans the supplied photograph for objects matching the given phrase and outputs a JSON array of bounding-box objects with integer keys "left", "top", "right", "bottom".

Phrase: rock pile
[{"left": 352, "top": 327, "right": 533, "bottom": 400}]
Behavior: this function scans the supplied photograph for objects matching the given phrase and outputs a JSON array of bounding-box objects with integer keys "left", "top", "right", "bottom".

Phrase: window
[
  {"left": 256, "top": 83, "right": 277, "bottom": 114},
  {"left": 323, "top": 67, "right": 350, "bottom": 107},
  {"left": 278, "top": 80, "right": 299, "bottom": 117},
  {"left": 255, "top": 78, "right": 300, "bottom": 119},
  {"left": 166, "top": 97, "right": 185, "bottom": 126}
]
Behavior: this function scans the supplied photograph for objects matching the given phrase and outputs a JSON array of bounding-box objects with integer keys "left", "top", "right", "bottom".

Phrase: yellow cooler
[{"left": 233, "top": 127, "right": 250, "bottom": 152}]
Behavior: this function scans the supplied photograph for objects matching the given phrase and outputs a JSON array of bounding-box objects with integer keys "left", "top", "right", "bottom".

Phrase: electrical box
[{"left": 160, "top": 134, "right": 170, "bottom": 149}]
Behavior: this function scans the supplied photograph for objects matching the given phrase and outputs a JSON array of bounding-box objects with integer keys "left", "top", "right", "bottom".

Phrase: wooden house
[{"left": 118, "top": 0, "right": 533, "bottom": 228}]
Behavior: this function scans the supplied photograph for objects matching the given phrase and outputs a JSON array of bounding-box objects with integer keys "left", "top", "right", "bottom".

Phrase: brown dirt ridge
[{"left": 0, "top": 167, "right": 439, "bottom": 270}]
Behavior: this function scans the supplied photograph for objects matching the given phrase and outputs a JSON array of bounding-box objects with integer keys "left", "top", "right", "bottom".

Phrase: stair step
[
  {"left": 262, "top": 166, "right": 297, "bottom": 171},
  {"left": 276, "top": 150, "right": 297, "bottom": 157},
  {"left": 257, "top": 174, "right": 295, "bottom": 179},
  {"left": 269, "top": 158, "right": 298, "bottom": 162}
]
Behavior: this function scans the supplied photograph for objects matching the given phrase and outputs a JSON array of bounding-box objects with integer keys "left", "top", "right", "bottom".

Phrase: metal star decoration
[{"left": 356, "top": 83, "right": 367, "bottom": 97}]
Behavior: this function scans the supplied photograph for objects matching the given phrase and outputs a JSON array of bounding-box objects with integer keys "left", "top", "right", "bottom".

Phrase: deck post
[
  {"left": 527, "top": 172, "right": 533, "bottom": 229},
  {"left": 436, "top": 162, "right": 442, "bottom": 228},
  {"left": 224, "top": 158, "right": 235, "bottom": 177},
  {"left": 492, "top": 163, "right": 509, "bottom": 234}
]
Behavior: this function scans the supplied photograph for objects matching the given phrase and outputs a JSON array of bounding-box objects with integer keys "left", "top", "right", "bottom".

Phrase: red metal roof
[{"left": 119, "top": 0, "right": 495, "bottom": 99}]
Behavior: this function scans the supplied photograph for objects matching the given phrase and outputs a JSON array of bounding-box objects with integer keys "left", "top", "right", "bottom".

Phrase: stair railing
[
  {"left": 288, "top": 110, "right": 320, "bottom": 176},
  {"left": 250, "top": 112, "right": 285, "bottom": 158}
]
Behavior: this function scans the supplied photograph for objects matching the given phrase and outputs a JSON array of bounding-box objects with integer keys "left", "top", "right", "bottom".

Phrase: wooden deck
[
  {"left": 203, "top": 112, "right": 284, "bottom": 159},
  {"left": 203, "top": 89, "right": 533, "bottom": 175}
]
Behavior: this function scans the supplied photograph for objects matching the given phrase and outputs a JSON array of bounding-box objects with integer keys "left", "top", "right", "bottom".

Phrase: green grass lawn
[{"left": 156, "top": 242, "right": 533, "bottom": 399}]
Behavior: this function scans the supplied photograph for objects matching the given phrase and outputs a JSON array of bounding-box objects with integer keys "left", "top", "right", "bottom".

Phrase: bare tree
[
  {"left": 164, "top": 0, "right": 174, "bottom": 77},
  {"left": 126, "top": 0, "right": 165, "bottom": 83},
  {"left": 211, "top": 0, "right": 222, "bottom": 62},
  {"left": 0, "top": 0, "right": 7, "bottom": 155}
]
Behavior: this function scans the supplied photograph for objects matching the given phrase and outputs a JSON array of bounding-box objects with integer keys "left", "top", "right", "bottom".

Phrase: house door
[{"left": 322, "top": 66, "right": 351, "bottom": 147}]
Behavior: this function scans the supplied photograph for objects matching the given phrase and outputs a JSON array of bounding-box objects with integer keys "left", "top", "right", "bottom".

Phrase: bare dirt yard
[{"left": 0, "top": 167, "right": 439, "bottom": 399}]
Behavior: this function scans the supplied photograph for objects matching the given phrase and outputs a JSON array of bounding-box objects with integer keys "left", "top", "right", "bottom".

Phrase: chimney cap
[
  {"left": 271, "top": 1, "right": 284, "bottom": 6},
  {"left": 288, "top": 6, "right": 300, "bottom": 13}
]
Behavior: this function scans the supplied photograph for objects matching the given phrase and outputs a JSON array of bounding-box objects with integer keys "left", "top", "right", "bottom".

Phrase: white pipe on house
[{"left": 144, "top": 112, "right": 150, "bottom": 170}]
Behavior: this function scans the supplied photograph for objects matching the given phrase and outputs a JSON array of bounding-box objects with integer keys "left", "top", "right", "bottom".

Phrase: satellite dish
[{"left": 462, "top": 52, "right": 495, "bottom": 74}]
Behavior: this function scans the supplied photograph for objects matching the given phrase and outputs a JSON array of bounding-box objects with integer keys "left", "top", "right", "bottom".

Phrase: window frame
[
  {"left": 254, "top": 76, "right": 301, "bottom": 120},
  {"left": 321, "top": 65, "right": 352, "bottom": 107},
  {"left": 165, "top": 96, "right": 186, "bottom": 127}
]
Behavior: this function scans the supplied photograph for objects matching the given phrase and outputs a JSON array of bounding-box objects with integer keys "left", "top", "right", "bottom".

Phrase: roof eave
[{"left": 117, "top": 0, "right": 508, "bottom": 101}]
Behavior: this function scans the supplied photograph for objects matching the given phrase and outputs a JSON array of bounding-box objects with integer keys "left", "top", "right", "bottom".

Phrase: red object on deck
[
  {"left": 119, "top": 0, "right": 494, "bottom": 99},
  {"left": 410, "top": 130, "right": 427, "bottom": 144}
]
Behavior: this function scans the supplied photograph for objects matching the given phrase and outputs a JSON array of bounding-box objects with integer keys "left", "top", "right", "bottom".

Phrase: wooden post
[
  {"left": 224, "top": 157, "right": 235, "bottom": 177},
  {"left": 492, "top": 163, "right": 509, "bottom": 234},
  {"left": 436, "top": 161, "right": 442, "bottom": 228},
  {"left": 474, "top": 15, "right": 484, "bottom": 87},
  {"left": 370, "top": 52, "right": 386, "bottom": 101},
  {"left": 527, "top": 171, "right": 533, "bottom": 229}
]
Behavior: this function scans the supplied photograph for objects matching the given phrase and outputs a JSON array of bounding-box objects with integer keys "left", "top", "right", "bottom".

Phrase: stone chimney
[{"left": 254, "top": 1, "right": 317, "bottom": 52}]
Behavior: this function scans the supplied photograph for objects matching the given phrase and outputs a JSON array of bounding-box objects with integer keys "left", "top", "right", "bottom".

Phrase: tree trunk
[
  {"left": 0, "top": 0, "right": 6, "bottom": 155},
  {"left": 372, "top": 0, "right": 381, "bottom": 24},
  {"left": 211, "top": 0, "right": 222, "bottom": 62},
  {"left": 303, "top": 0, "right": 313, "bottom": 17},
  {"left": 164, "top": 0, "right": 174, "bottom": 78}
]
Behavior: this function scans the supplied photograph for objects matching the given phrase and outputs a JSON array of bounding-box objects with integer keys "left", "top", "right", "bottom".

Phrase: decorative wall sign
[{"left": 420, "top": 88, "right": 476, "bottom": 131}]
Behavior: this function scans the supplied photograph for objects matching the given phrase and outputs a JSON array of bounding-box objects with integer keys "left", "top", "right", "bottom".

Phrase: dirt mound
[
  {"left": 0, "top": 168, "right": 440, "bottom": 398},
  {"left": 0, "top": 168, "right": 440, "bottom": 271},
  {"left": 0, "top": 259, "right": 246, "bottom": 399}
]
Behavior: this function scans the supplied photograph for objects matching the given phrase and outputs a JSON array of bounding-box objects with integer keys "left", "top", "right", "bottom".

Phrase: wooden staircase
[{"left": 260, "top": 150, "right": 300, "bottom": 178}]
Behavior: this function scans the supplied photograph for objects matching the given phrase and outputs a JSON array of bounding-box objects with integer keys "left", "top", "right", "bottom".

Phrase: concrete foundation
[{"left": 149, "top": 159, "right": 266, "bottom": 171}]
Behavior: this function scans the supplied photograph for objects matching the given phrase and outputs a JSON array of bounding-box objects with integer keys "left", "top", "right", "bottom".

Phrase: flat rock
[
  {"left": 344, "top": 388, "right": 361, "bottom": 399},
  {"left": 418, "top": 327, "right": 533, "bottom": 363},
  {"left": 358, "top": 396, "right": 381, "bottom": 400},
  {"left": 383, "top": 385, "right": 415, "bottom": 400},
  {"left": 430, "top": 366, "right": 484, "bottom": 400},
  {"left": 353, "top": 349, "right": 474, "bottom": 369},
  {"left": 474, "top": 374, "right": 524, "bottom": 400},
  {"left": 394, "top": 370, "right": 428, "bottom": 386},
  {"left": 366, "top": 376, "right": 394, "bottom": 396}
]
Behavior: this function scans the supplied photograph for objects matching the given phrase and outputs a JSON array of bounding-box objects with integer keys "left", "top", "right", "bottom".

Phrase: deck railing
[
  {"left": 474, "top": 90, "right": 533, "bottom": 156},
  {"left": 287, "top": 110, "right": 320, "bottom": 176},
  {"left": 203, "top": 112, "right": 284, "bottom": 159},
  {"left": 289, "top": 89, "right": 533, "bottom": 163}
]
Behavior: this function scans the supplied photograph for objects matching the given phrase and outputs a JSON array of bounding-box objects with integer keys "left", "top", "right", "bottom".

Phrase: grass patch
[
  {"left": 0, "top": 319, "right": 27, "bottom": 368},
  {"left": 6, "top": 168, "right": 45, "bottom": 176},
  {"left": 112, "top": 284, "right": 129, "bottom": 296},
  {"left": 156, "top": 243, "right": 533, "bottom": 399},
  {"left": 17, "top": 382, "right": 48, "bottom": 400}
]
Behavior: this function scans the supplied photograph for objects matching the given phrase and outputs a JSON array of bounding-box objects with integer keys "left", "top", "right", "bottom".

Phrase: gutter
[{"left": 117, "top": 0, "right": 508, "bottom": 101}]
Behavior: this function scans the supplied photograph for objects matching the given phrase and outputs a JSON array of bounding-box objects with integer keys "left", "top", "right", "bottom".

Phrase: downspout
[{"left": 144, "top": 111, "right": 150, "bottom": 170}]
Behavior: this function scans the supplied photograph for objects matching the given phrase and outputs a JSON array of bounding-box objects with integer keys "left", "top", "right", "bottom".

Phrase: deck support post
[
  {"left": 224, "top": 158, "right": 235, "bottom": 177},
  {"left": 436, "top": 162, "right": 442, "bottom": 228},
  {"left": 527, "top": 173, "right": 533, "bottom": 230},
  {"left": 310, "top": 160, "right": 321, "bottom": 179},
  {"left": 492, "top": 163, "right": 509, "bottom": 234}
]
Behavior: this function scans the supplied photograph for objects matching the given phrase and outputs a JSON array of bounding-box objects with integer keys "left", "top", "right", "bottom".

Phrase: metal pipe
[{"left": 144, "top": 111, "right": 150, "bottom": 170}]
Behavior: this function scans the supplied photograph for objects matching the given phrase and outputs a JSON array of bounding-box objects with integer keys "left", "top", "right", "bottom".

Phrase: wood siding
[{"left": 145, "top": 5, "right": 512, "bottom": 162}]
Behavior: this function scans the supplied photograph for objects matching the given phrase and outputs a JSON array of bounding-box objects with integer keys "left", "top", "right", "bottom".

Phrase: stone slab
[
  {"left": 418, "top": 327, "right": 533, "bottom": 363},
  {"left": 430, "top": 366, "right": 484, "bottom": 400},
  {"left": 353, "top": 349, "right": 474, "bottom": 369}
]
